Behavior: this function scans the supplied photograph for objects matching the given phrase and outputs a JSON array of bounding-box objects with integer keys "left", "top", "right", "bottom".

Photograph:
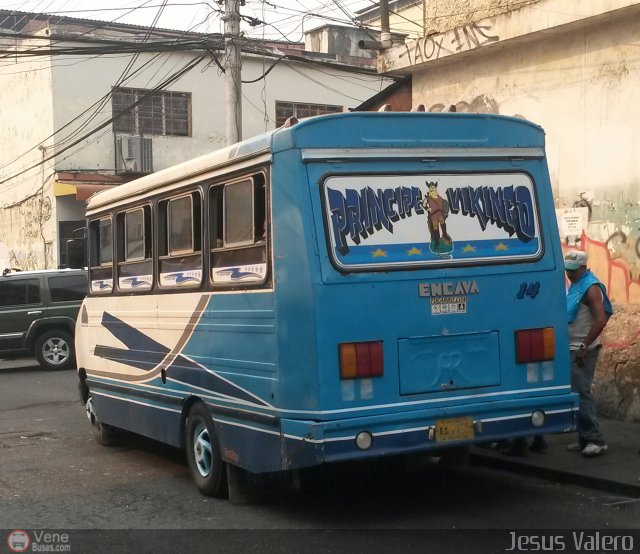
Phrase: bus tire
[
  {"left": 86, "top": 396, "right": 119, "bottom": 446},
  {"left": 186, "top": 402, "right": 227, "bottom": 497}
]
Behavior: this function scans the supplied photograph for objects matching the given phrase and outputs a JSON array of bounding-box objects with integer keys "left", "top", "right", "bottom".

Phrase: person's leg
[
  {"left": 503, "top": 436, "right": 528, "bottom": 457},
  {"left": 530, "top": 435, "right": 548, "bottom": 451},
  {"left": 570, "top": 348, "right": 605, "bottom": 447}
]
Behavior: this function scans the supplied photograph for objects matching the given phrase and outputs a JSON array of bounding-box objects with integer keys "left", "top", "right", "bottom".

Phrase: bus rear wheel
[
  {"left": 86, "top": 396, "right": 119, "bottom": 446},
  {"left": 186, "top": 403, "right": 227, "bottom": 497}
]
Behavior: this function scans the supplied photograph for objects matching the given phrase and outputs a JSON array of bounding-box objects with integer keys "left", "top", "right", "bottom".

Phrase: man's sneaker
[
  {"left": 581, "top": 443, "right": 608, "bottom": 457},
  {"left": 566, "top": 442, "right": 582, "bottom": 452}
]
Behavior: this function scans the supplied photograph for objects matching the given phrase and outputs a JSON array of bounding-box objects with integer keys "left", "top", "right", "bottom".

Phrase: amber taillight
[
  {"left": 515, "top": 327, "right": 555, "bottom": 363},
  {"left": 339, "top": 341, "right": 384, "bottom": 379}
]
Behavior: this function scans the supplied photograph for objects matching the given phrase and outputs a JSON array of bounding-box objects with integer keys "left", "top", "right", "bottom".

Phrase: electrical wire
[{"left": 0, "top": 53, "right": 207, "bottom": 189}]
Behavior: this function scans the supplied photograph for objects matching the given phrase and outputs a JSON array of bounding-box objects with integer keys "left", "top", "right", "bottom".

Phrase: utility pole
[{"left": 224, "top": 0, "right": 242, "bottom": 145}]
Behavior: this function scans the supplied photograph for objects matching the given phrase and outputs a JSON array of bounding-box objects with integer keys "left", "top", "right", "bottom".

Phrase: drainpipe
[
  {"left": 379, "top": 0, "right": 391, "bottom": 48},
  {"left": 358, "top": 0, "right": 392, "bottom": 51}
]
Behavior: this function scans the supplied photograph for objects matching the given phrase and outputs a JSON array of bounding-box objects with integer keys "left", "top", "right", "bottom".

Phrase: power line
[
  {"left": 0, "top": 7, "right": 224, "bottom": 175},
  {"left": 0, "top": 53, "right": 207, "bottom": 189}
]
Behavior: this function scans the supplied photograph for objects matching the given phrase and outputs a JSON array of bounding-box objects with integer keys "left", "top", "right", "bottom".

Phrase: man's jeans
[{"left": 570, "top": 347, "right": 605, "bottom": 446}]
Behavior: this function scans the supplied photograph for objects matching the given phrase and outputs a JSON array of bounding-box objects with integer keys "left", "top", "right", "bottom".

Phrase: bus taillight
[
  {"left": 339, "top": 341, "right": 384, "bottom": 379},
  {"left": 515, "top": 327, "right": 555, "bottom": 363}
]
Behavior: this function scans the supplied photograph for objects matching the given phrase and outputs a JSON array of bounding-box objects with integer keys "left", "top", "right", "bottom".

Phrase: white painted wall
[
  {"left": 0, "top": 33, "right": 57, "bottom": 269},
  {"left": 49, "top": 47, "right": 390, "bottom": 174}
]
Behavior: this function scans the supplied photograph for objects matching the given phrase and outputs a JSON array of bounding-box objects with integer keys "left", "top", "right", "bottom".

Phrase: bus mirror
[{"left": 66, "top": 238, "right": 87, "bottom": 269}]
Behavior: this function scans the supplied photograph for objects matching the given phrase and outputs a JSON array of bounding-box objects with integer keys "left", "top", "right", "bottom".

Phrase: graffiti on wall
[
  {"left": 562, "top": 193, "right": 640, "bottom": 282},
  {"left": 428, "top": 94, "right": 500, "bottom": 114},
  {"left": 563, "top": 233, "right": 640, "bottom": 305},
  {"left": 0, "top": 192, "right": 53, "bottom": 270},
  {"left": 398, "top": 23, "right": 499, "bottom": 67}
]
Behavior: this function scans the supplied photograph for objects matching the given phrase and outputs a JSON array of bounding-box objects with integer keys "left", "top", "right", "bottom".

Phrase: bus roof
[{"left": 86, "top": 112, "right": 544, "bottom": 213}]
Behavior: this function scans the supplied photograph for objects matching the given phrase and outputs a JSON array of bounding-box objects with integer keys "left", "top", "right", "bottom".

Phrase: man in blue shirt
[{"left": 564, "top": 250, "right": 613, "bottom": 457}]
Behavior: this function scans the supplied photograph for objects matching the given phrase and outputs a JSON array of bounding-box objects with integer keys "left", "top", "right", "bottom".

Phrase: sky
[{"left": 2, "top": 0, "right": 377, "bottom": 41}]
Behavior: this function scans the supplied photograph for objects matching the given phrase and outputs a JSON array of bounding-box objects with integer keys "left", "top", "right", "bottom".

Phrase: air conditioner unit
[{"left": 115, "top": 134, "right": 153, "bottom": 173}]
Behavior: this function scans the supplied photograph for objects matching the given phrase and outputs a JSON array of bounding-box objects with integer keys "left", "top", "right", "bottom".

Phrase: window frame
[
  {"left": 208, "top": 171, "right": 269, "bottom": 288},
  {"left": 89, "top": 216, "right": 114, "bottom": 269},
  {"left": 167, "top": 195, "right": 195, "bottom": 256},
  {"left": 112, "top": 87, "right": 192, "bottom": 137},
  {"left": 123, "top": 207, "right": 148, "bottom": 263},
  {"left": 0, "top": 278, "right": 41, "bottom": 308},
  {"left": 47, "top": 274, "right": 88, "bottom": 304},
  {"left": 116, "top": 204, "right": 153, "bottom": 293},
  {"left": 88, "top": 216, "right": 114, "bottom": 295},
  {"left": 275, "top": 100, "right": 342, "bottom": 127},
  {"left": 157, "top": 189, "right": 203, "bottom": 290}
]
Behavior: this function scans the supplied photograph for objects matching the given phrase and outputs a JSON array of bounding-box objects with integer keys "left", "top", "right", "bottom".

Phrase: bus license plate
[{"left": 434, "top": 417, "right": 475, "bottom": 442}]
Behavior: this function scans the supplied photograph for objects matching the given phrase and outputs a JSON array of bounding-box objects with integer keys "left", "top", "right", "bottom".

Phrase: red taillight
[
  {"left": 515, "top": 328, "right": 555, "bottom": 363},
  {"left": 340, "top": 341, "right": 384, "bottom": 379}
]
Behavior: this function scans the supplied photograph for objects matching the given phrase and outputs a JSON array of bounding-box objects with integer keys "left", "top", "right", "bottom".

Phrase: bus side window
[
  {"left": 209, "top": 173, "right": 268, "bottom": 285},
  {"left": 116, "top": 206, "right": 152, "bottom": 291},
  {"left": 88, "top": 217, "right": 113, "bottom": 294},
  {"left": 158, "top": 192, "right": 203, "bottom": 288}
]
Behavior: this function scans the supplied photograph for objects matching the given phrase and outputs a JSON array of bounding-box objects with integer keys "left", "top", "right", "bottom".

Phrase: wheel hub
[{"left": 193, "top": 424, "right": 213, "bottom": 478}]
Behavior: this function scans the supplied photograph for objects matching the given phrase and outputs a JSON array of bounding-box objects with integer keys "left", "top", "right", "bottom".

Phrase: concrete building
[
  {"left": 0, "top": 12, "right": 391, "bottom": 270},
  {"left": 359, "top": 0, "right": 640, "bottom": 292}
]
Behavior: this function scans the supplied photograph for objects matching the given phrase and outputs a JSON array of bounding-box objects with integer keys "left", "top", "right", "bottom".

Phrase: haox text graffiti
[{"left": 399, "top": 23, "right": 499, "bottom": 66}]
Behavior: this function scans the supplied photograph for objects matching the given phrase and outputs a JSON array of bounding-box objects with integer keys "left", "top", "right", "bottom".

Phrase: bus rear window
[{"left": 323, "top": 173, "right": 541, "bottom": 271}]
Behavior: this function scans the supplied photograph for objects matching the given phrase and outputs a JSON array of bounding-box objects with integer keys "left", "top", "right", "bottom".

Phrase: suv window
[
  {"left": 48, "top": 274, "right": 88, "bottom": 302},
  {"left": 0, "top": 279, "right": 41, "bottom": 307}
]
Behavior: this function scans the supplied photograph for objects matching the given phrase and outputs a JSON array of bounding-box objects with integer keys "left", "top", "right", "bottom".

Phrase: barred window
[
  {"left": 275, "top": 101, "right": 342, "bottom": 127},
  {"left": 112, "top": 87, "right": 191, "bottom": 137}
]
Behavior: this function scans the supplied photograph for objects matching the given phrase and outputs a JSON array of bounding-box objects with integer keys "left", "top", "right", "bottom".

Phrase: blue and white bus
[{"left": 77, "top": 112, "right": 577, "bottom": 497}]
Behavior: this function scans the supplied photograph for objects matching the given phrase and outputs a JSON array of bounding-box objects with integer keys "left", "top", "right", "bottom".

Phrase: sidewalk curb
[{"left": 470, "top": 451, "right": 640, "bottom": 498}]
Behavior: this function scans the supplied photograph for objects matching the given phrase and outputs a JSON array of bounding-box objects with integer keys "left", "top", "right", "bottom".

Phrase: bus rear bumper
[{"left": 278, "top": 392, "right": 578, "bottom": 471}]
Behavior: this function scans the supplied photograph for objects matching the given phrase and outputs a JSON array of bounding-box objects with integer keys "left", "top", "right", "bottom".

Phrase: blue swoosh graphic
[
  {"left": 94, "top": 311, "right": 270, "bottom": 406},
  {"left": 123, "top": 277, "right": 148, "bottom": 287},
  {"left": 215, "top": 267, "right": 262, "bottom": 281},
  {"left": 168, "top": 273, "right": 200, "bottom": 284}
]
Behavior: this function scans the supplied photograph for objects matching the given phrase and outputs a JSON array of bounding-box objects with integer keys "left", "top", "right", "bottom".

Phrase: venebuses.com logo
[{"left": 6, "top": 530, "right": 71, "bottom": 552}]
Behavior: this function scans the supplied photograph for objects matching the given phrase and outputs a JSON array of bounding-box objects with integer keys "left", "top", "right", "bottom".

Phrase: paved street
[{"left": 1, "top": 359, "right": 639, "bottom": 534}]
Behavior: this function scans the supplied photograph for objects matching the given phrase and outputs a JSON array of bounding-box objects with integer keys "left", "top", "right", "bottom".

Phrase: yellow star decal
[
  {"left": 371, "top": 248, "right": 388, "bottom": 258},
  {"left": 495, "top": 242, "right": 509, "bottom": 251},
  {"left": 407, "top": 246, "right": 423, "bottom": 256},
  {"left": 462, "top": 244, "right": 476, "bottom": 253}
]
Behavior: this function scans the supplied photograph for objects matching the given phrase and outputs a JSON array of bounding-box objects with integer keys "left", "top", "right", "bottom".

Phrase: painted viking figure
[{"left": 423, "top": 181, "right": 452, "bottom": 252}]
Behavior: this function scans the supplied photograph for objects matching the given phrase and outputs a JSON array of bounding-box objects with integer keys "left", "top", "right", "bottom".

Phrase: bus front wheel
[{"left": 186, "top": 402, "right": 228, "bottom": 497}]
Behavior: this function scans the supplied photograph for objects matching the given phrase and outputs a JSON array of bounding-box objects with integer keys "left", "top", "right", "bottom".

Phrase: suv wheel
[{"left": 35, "top": 330, "right": 75, "bottom": 370}]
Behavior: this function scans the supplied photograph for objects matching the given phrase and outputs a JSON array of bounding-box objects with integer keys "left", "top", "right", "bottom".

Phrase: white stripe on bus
[
  {"left": 87, "top": 376, "right": 572, "bottom": 417},
  {"left": 90, "top": 389, "right": 575, "bottom": 444},
  {"left": 91, "top": 391, "right": 182, "bottom": 413}
]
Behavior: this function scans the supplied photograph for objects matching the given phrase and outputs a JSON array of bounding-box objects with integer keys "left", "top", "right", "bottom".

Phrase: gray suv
[{"left": 0, "top": 268, "right": 87, "bottom": 370}]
